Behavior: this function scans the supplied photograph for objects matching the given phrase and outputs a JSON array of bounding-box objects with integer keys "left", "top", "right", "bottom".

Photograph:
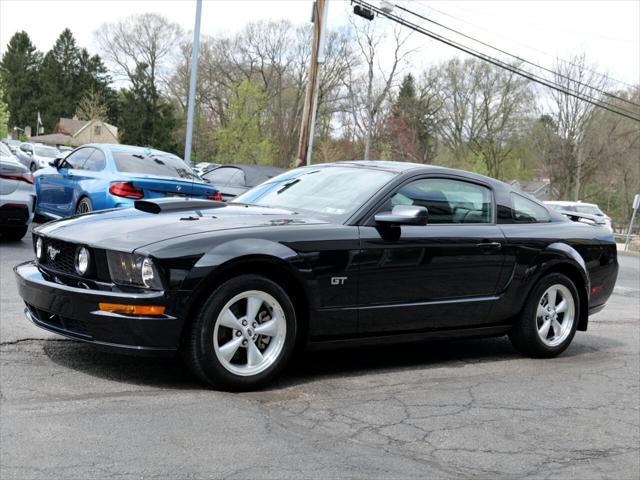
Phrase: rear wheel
[
  {"left": 1, "top": 225, "right": 28, "bottom": 241},
  {"left": 183, "top": 274, "right": 297, "bottom": 390},
  {"left": 509, "top": 273, "right": 579, "bottom": 358},
  {"left": 76, "top": 197, "right": 92, "bottom": 214}
]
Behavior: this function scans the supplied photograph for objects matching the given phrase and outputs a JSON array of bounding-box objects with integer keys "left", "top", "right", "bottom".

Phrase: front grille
[{"left": 40, "top": 237, "right": 79, "bottom": 275}]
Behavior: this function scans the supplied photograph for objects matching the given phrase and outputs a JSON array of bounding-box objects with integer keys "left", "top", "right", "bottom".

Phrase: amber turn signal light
[{"left": 98, "top": 303, "right": 165, "bottom": 315}]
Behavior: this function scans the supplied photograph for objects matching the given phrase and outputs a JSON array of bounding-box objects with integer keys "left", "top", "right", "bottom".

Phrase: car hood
[{"left": 34, "top": 203, "right": 328, "bottom": 251}]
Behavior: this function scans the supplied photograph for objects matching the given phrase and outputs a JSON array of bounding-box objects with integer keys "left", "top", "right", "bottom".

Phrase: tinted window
[
  {"left": 62, "top": 148, "right": 94, "bottom": 170},
  {"left": 512, "top": 193, "right": 550, "bottom": 223},
  {"left": 383, "top": 178, "right": 492, "bottom": 224},
  {"left": 84, "top": 149, "right": 106, "bottom": 172},
  {"left": 20, "top": 144, "right": 33, "bottom": 153},
  {"left": 234, "top": 166, "right": 395, "bottom": 222},
  {"left": 204, "top": 167, "right": 243, "bottom": 186},
  {"left": 113, "top": 152, "right": 197, "bottom": 179}
]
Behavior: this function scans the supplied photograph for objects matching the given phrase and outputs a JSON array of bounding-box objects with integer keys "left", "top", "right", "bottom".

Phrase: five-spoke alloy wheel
[
  {"left": 510, "top": 273, "right": 580, "bottom": 358},
  {"left": 183, "top": 274, "right": 297, "bottom": 390}
]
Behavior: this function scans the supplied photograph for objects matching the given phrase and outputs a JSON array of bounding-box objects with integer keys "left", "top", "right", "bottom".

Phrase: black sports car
[{"left": 15, "top": 161, "right": 618, "bottom": 390}]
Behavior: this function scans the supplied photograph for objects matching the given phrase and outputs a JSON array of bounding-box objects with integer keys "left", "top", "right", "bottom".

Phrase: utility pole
[
  {"left": 184, "top": 0, "right": 203, "bottom": 165},
  {"left": 296, "top": 0, "right": 329, "bottom": 166}
]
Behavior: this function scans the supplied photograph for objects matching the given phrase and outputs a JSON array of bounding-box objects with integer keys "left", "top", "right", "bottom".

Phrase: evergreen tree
[
  {"left": 39, "top": 29, "right": 114, "bottom": 130},
  {"left": 0, "top": 32, "right": 42, "bottom": 131},
  {"left": 117, "top": 63, "right": 178, "bottom": 153}
]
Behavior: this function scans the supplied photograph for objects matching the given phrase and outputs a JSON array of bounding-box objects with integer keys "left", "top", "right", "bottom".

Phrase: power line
[
  {"left": 351, "top": 0, "right": 640, "bottom": 122},
  {"left": 395, "top": 2, "right": 640, "bottom": 108},
  {"left": 413, "top": 2, "right": 638, "bottom": 90}
]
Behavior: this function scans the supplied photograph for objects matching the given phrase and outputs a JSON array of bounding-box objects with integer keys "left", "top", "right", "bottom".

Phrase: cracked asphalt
[{"left": 1, "top": 232, "right": 638, "bottom": 479}]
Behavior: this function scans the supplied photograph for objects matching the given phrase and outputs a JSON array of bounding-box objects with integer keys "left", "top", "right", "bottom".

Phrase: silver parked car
[
  {"left": 15, "top": 142, "right": 60, "bottom": 172},
  {"left": 0, "top": 142, "right": 36, "bottom": 240},
  {"left": 545, "top": 201, "right": 613, "bottom": 231}
]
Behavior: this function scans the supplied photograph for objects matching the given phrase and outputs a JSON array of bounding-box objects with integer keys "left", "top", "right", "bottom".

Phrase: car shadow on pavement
[{"left": 42, "top": 333, "right": 623, "bottom": 391}]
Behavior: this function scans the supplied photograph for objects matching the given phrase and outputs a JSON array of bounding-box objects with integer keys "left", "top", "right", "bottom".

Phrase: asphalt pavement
[{"left": 1, "top": 231, "right": 638, "bottom": 479}]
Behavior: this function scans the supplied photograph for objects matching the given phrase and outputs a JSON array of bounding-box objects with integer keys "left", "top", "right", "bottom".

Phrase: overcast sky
[{"left": 1, "top": 0, "right": 638, "bottom": 89}]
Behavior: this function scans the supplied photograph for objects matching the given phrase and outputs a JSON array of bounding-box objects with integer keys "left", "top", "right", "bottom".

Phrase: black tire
[
  {"left": 1, "top": 225, "right": 28, "bottom": 241},
  {"left": 76, "top": 197, "right": 92, "bottom": 215},
  {"left": 182, "top": 274, "right": 297, "bottom": 390},
  {"left": 509, "top": 273, "right": 580, "bottom": 358}
]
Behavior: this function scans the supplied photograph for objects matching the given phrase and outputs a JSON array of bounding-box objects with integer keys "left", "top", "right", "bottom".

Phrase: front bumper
[{"left": 14, "top": 262, "right": 181, "bottom": 355}]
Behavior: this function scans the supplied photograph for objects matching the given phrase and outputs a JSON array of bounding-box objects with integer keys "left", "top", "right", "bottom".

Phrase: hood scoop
[{"left": 134, "top": 198, "right": 225, "bottom": 214}]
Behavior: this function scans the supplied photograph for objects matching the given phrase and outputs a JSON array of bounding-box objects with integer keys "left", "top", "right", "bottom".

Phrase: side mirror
[
  {"left": 50, "top": 157, "right": 62, "bottom": 168},
  {"left": 375, "top": 205, "right": 428, "bottom": 226},
  {"left": 26, "top": 150, "right": 33, "bottom": 156}
]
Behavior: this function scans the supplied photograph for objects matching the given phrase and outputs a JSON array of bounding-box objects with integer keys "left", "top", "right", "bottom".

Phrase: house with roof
[{"left": 29, "top": 117, "right": 119, "bottom": 147}]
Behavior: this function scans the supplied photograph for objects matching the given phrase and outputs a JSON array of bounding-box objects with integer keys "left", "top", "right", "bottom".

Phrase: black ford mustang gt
[{"left": 15, "top": 161, "right": 618, "bottom": 389}]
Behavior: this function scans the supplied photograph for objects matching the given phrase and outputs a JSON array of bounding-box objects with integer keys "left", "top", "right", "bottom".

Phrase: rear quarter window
[{"left": 511, "top": 193, "right": 551, "bottom": 223}]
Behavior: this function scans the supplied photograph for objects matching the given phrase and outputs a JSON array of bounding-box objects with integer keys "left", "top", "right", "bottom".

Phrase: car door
[
  {"left": 203, "top": 166, "right": 243, "bottom": 201},
  {"left": 42, "top": 147, "right": 94, "bottom": 217},
  {"left": 356, "top": 176, "right": 506, "bottom": 334}
]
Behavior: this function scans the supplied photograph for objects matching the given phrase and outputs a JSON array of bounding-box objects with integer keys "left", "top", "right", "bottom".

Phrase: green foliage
[
  {"left": 213, "top": 80, "right": 273, "bottom": 165},
  {"left": 117, "top": 64, "right": 178, "bottom": 153},
  {"left": 0, "top": 83, "right": 9, "bottom": 139},
  {"left": 0, "top": 32, "right": 41, "bottom": 130}
]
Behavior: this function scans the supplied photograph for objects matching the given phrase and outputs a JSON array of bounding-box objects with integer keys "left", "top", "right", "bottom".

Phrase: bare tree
[
  {"left": 547, "top": 54, "right": 607, "bottom": 199},
  {"left": 345, "top": 19, "right": 415, "bottom": 159},
  {"left": 96, "top": 13, "right": 183, "bottom": 88}
]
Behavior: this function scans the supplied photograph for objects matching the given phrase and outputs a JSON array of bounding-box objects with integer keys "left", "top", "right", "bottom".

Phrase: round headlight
[
  {"left": 75, "top": 246, "right": 90, "bottom": 275},
  {"left": 141, "top": 257, "right": 155, "bottom": 287},
  {"left": 35, "top": 237, "right": 43, "bottom": 260}
]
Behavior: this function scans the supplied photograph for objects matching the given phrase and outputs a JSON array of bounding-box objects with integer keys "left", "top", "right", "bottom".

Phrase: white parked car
[
  {"left": 545, "top": 201, "right": 613, "bottom": 231},
  {"left": 15, "top": 142, "right": 60, "bottom": 172},
  {"left": 0, "top": 142, "right": 36, "bottom": 240}
]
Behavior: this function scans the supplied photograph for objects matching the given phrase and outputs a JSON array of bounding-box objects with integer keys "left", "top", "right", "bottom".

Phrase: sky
[{"left": 1, "top": 0, "right": 639, "bottom": 89}]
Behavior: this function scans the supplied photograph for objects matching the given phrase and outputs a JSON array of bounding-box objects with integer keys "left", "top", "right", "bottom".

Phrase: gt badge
[{"left": 331, "top": 276, "right": 347, "bottom": 286}]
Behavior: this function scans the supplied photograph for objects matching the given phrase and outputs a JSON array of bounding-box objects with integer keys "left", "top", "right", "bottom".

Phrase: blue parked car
[{"left": 34, "top": 144, "right": 221, "bottom": 219}]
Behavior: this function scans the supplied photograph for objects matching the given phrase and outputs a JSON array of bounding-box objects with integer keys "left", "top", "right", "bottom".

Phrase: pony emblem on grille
[{"left": 47, "top": 245, "right": 61, "bottom": 261}]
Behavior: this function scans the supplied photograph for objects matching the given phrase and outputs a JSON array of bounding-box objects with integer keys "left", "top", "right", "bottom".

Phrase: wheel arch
[
  {"left": 179, "top": 253, "right": 311, "bottom": 349},
  {"left": 527, "top": 243, "right": 590, "bottom": 331}
]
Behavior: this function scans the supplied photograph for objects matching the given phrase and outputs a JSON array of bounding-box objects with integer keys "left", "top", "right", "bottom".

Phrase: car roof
[
  {"left": 545, "top": 200, "right": 598, "bottom": 207},
  {"left": 84, "top": 143, "right": 180, "bottom": 158}
]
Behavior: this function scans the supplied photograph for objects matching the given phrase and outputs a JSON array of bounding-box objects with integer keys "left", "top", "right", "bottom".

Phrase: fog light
[
  {"left": 75, "top": 246, "right": 90, "bottom": 275},
  {"left": 35, "top": 237, "right": 43, "bottom": 260}
]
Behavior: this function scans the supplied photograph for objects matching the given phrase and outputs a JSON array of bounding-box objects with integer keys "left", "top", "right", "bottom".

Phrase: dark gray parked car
[{"left": 202, "top": 164, "right": 286, "bottom": 201}]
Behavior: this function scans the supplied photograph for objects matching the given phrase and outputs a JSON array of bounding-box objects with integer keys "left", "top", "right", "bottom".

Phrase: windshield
[
  {"left": 113, "top": 151, "right": 198, "bottom": 179},
  {"left": 232, "top": 165, "right": 395, "bottom": 221},
  {"left": 35, "top": 146, "right": 59, "bottom": 158},
  {"left": 0, "top": 143, "right": 12, "bottom": 157}
]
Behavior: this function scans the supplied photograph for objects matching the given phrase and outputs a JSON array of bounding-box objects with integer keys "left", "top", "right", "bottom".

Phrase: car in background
[
  {"left": 193, "top": 162, "right": 219, "bottom": 176},
  {"left": 202, "top": 164, "right": 286, "bottom": 201},
  {"left": 0, "top": 142, "right": 35, "bottom": 240},
  {"left": 34, "top": 143, "right": 222, "bottom": 220},
  {"left": 2, "top": 138, "right": 22, "bottom": 154},
  {"left": 15, "top": 142, "right": 60, "bottom": 172},
  {"left": 545, "top": 201, "right": 612, "bottom": 231}
]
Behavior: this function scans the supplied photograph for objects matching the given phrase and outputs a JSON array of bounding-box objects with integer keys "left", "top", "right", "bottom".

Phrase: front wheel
[
  {"left": 183, "top": 274, "right": 297, "bottom": 390},
  {"left": 509, "top": 273, "right": 580, "bottom": 358}
]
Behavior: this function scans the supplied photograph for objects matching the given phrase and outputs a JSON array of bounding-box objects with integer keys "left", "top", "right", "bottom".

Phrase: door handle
[{"left": 477, "top": 241, "right": 502, "bottom": 251}]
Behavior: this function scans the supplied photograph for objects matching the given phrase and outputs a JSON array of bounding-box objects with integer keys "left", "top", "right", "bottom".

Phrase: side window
[
  {"left": 382, "top": 178, "right": 493, "bottom": 224},
  {"left": 204, "top": 167, "right": 242, "bottom": 186},
  {"left": 63, "top": 148, "right": 93, "bottom": 170},
  {"left": 83, "top": 149, "right": 106, "bottom": 172},
  {"left": 20, "top": 144, "right": 33, "bottom": 153},
  {"left": 512, "top": 193, "right": 550, "bottom": 223}
]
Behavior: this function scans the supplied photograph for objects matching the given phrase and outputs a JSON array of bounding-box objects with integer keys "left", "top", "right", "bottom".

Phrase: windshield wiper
[{"left": 276, "top": 178, "right": 301, "bottom": 194}]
